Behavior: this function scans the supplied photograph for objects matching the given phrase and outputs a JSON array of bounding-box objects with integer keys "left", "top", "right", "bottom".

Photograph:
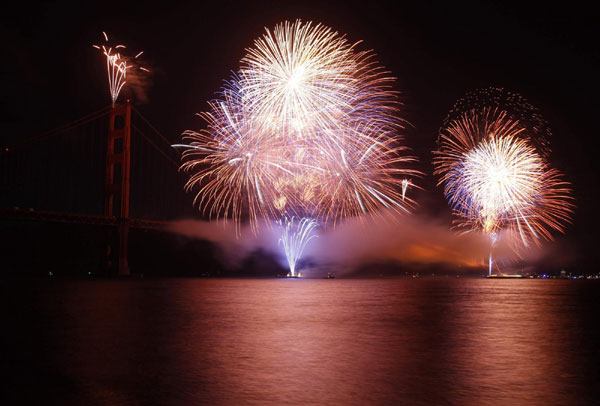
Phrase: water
[{"left": 3, "top": 278, "right": 599, "bottom": 405}]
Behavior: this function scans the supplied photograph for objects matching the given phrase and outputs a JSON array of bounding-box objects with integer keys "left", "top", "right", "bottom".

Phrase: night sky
[{"left": 2, "top": 1, "right": 598, "bottom": 270}]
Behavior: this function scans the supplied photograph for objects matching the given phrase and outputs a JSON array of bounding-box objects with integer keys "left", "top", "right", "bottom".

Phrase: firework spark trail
[
  {"left": 178, "top": 20, "right": 420, "bottom": 231},
  {"left": 278, "top": 217, "right": 318, "bottom": 276},
  {"left": 105, "top": 51, "right": 127, "bottom": 106},
  {"left": 488, "top": 232, "right": 498, "bottom": 275},
  {"left": 93, "top": 32, "right": 149, "bottom": 105},
  {"left": 444, "top": 87, "right": 553, "bottom": 160},
  {"left": 401, "top": 179, "right": 410, "bottom": 201},
  {"left": 434, "top": 100, "right": 573, "bottom": 275}
]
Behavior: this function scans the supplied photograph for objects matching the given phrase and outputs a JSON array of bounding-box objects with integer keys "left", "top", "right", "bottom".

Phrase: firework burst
[
  {"left": 435, "top": 99, "right": 573, "bottom": 274},
  {"left": 443, "top": 87, "right": 552, "bottom": 159},
  {"left": 93, "top": 32, "right": 149, "bottom": 105},
  {"left": 178, "top": 20, "right": 419, "bottom": 230}
]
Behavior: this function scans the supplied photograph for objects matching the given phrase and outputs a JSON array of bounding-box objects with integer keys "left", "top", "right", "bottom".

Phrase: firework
[
  {"left": 93, "top": 32, "right": 149, "bottom": 105},
  {"left": 401, "top": 179, "right": 410, "bottom": 201},
  {"left": 278, "top": 217, "right": 318, "bottom": 276},
  {"left": 435, "top": 101, "right": 573, "bottom": 275},
  {"left": 178, "top": 20, "right": 419, "bottom": 230},
  {"left": 443, "top": 87, "right": 552, "bottom": 160}
]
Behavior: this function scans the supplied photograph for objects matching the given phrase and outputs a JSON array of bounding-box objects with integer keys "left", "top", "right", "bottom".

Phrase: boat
[
  {"left": 486, "top": 274, "right": 527, "bottom": 279},
  {"left": 286, "top": 272, "right": 302, "bottom": 278}
]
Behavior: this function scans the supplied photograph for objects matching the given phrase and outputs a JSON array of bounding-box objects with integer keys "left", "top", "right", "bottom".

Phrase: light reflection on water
[{"left": 4, "top": 278, "right": 599, "bottom": 405}]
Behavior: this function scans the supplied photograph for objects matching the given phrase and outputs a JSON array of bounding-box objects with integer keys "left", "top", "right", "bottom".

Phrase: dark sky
[{"left": 2, "top": 1, "right": 598, "bottom": 268}]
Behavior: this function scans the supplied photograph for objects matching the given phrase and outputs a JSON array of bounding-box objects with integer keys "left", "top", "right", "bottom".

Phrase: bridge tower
[{"left": 104, "top": 103, "right": 131, "bottom": 275}]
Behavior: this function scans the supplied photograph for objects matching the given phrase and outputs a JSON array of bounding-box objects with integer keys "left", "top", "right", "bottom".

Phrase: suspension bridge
[{"left": 1, "top": 102, "right": 196, "bottom": 276}]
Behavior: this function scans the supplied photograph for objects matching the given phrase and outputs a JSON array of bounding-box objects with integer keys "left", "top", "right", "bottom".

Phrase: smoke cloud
[
  {"left": 167, "top": 210, "right": 576, "bottom": 275},
  {"left": 122, "top": 56, "right": 153, "bottom": 104}
]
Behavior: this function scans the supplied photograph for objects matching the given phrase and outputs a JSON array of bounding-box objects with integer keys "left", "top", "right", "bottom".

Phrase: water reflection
[{"left": 4, "top": 279, "right": 599, "bottom": 405}]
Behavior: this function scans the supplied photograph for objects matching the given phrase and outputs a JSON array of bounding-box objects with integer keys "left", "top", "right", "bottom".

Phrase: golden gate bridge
[{"left": 1, "top": 102, "right": 195, "bottom": 276}]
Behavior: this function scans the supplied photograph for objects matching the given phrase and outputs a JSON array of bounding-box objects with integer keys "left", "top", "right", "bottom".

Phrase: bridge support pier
[
  {"left": 118, "top": 220, "right": 130, "bottom": 276},
  {"left": 104, "top": 103, "right": 131, "bottom": 276}
]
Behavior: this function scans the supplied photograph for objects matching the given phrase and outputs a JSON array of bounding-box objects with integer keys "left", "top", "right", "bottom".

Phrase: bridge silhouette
[{"left": 1, "top": 103, "right": 196, "bottom": 276}]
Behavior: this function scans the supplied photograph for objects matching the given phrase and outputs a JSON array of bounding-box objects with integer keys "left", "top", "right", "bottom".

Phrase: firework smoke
[{"left": 168, "top": 211, "right": 577, "bottom": 276}]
